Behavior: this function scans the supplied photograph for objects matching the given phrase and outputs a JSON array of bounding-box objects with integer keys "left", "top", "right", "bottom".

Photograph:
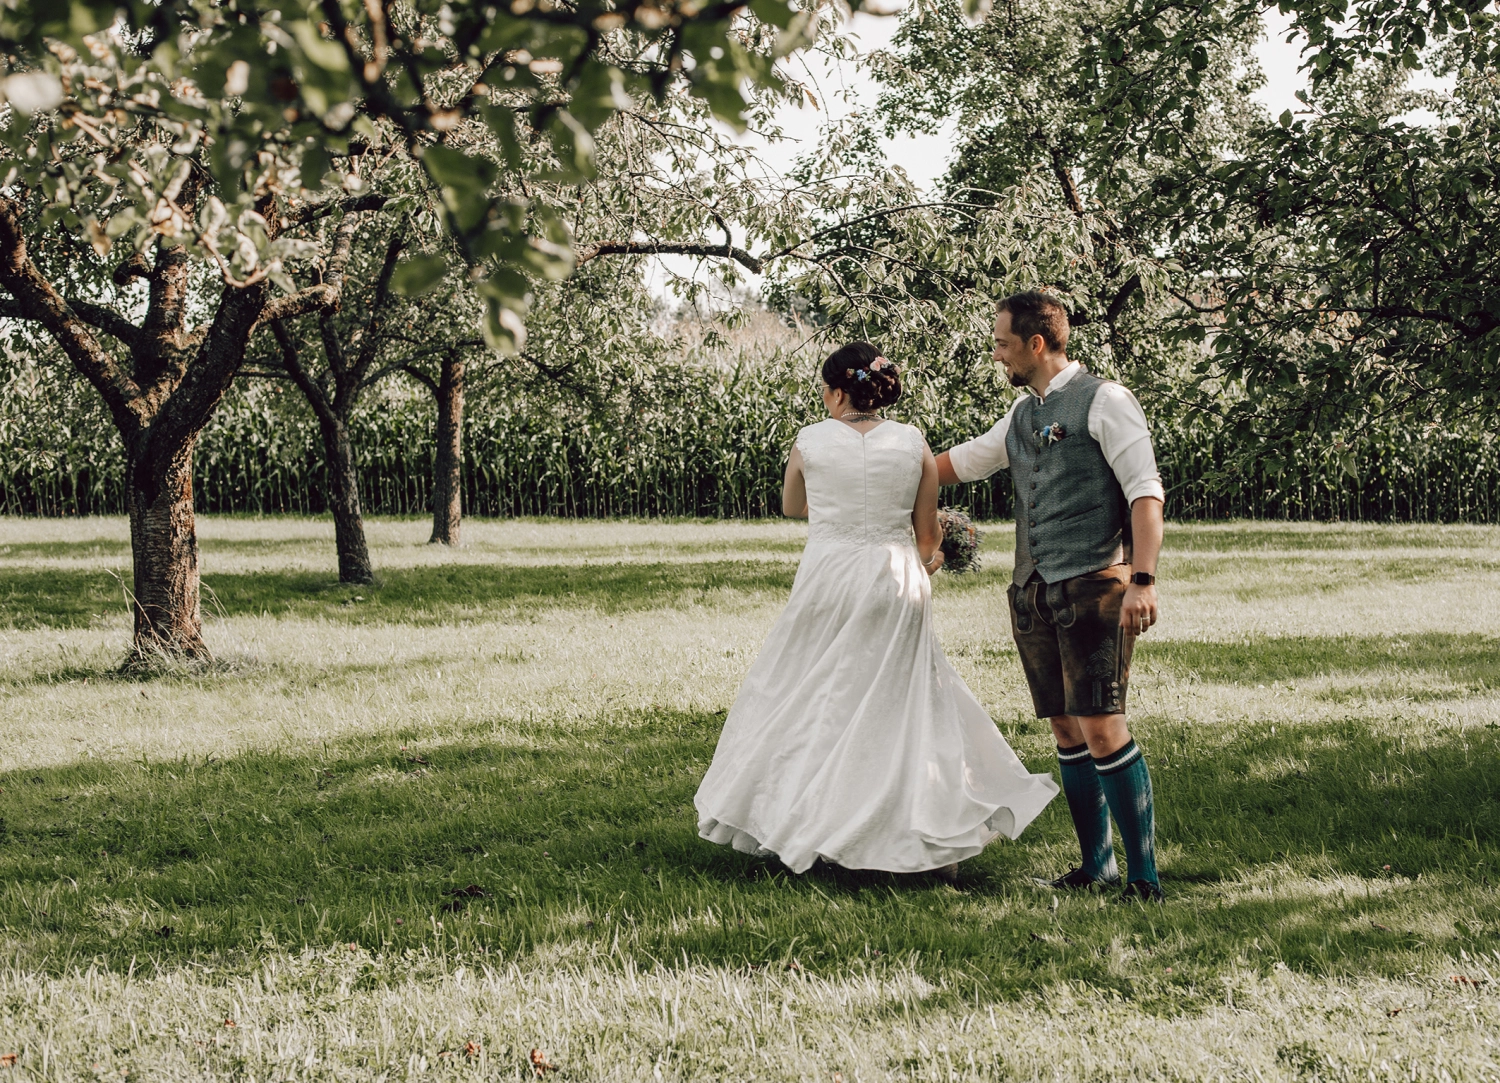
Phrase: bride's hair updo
[{"left": 822, "top": 342, "right": 902, "bottom": 412}]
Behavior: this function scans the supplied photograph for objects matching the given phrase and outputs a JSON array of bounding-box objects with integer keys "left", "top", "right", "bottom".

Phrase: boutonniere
[{"left": 1036, "top": 422, "right": 1067, "bottom": 449}]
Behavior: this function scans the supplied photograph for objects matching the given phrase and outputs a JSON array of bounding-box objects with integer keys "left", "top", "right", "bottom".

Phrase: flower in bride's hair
[
  {"left": 856, "top": 369, "right": 870, "bottom": 381},
  {"left": 870, "top": 356, "right": 888, "bottom": 371},
  {"left": 846, "top": 368, "right": 855, "bottom": 377}
]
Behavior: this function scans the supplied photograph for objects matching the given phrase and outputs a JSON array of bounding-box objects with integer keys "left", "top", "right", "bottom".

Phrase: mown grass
[
  {"left": 5, "top": 709, "right": 1498, "bottom": 988},
  {"left": 0, "top": 516, "right": 1498, "bottom": 1080}
]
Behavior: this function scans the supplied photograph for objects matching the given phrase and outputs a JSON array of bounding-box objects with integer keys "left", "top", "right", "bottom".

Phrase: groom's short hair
[{"left": 999, "top": 292, "right": 1070, "bottom": 354}]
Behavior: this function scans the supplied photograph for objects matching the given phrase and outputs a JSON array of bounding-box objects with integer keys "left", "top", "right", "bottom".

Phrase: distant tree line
[{"left": 8, "top": 326, "right": 1500, "bottom": 523}]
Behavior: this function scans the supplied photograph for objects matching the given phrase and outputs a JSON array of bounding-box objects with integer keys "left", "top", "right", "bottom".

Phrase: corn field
[{"left": 3, "top": 357, "right": 1499, "bottom": 523}]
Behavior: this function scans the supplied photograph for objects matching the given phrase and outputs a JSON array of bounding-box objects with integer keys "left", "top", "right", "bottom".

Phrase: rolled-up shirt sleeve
[
  {"left": 1088, "top": 382, "right": 1166, "bottom": 505},
  {"left": 946, "top": 398, "right": 1026, "bottom": 483}
]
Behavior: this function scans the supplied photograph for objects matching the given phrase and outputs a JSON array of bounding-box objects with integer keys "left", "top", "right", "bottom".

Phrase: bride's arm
[
  {"left": 913, "top": 445, "right": 943, "bottom": 573},
  {"left": 782, "top": 446, "right": 808, "bottom": 519}
]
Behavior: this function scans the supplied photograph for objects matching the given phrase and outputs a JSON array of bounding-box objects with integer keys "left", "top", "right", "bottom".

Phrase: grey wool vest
[{"left": 1005, "top": 370, "right": 1130, "bottom": 585}]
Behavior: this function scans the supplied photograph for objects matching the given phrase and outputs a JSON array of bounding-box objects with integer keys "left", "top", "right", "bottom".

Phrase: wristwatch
[{"left": 1130, "top": 571, "right": 1156, "bottom": 586}]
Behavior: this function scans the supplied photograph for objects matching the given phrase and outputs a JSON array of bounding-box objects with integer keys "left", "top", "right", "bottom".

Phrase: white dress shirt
[{"left": 946, "top": 362, "right": 1166, "bottom": 506}]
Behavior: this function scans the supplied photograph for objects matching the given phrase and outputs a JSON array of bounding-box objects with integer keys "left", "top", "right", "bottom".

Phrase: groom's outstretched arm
[{"left": 935, "top": 408, "right": 1016, "bottom": 487}]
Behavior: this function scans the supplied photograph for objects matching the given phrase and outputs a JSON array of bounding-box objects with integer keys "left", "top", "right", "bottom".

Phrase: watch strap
[{"left": 1130, "top": 571, "right": 1156, "bottom": 586}]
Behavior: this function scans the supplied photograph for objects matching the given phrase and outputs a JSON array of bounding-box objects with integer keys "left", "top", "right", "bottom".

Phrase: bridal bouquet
[{"left": 937, "top": 508, "right": 983, "bottom": 574}]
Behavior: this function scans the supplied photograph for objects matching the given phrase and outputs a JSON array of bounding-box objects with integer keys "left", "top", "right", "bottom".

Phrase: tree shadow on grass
[
  {"left": 0, "top": 539, "right": 135, "bottom": 560},
  {"left": 2, "top": 707, "right": 1497, "bottom": 1003},
  {"left": 0, "top": 561, "right": 798, "bottom": 630}
]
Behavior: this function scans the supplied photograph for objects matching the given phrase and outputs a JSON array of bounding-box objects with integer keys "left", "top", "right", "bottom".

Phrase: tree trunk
[
  {"left": 125, "top": 437, "right": 207, "bottom": 661},
  {"left": 320, "top": 414, "right": 375, "bottom": 584},
  {"left": 429, "top": 355, "right": 465, "bottom": 546}
]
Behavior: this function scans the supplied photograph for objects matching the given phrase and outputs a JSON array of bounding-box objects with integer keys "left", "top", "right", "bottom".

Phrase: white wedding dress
[{"left": 695, "top": 418, "right": 1059, "bottom": 873}]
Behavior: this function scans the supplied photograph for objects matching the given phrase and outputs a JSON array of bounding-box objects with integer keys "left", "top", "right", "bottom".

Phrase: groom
[{"left": 935, "top": 291, "right": 1166, "bottom": 901}]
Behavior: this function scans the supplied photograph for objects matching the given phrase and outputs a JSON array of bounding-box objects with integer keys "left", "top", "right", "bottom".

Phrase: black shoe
[
  {"left": 1042, "top": 866, "right": 1120, "bottom": 891},
  {"left": 1118, "top": 879, "right": 1165, "bottom": 903}
]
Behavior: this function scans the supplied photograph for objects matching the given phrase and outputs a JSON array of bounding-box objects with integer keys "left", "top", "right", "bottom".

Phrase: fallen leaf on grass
[
  {"left": 786, "top": 959, "right": 802, "bottom": 972},
  {"left": 222, "top": 1019, "right": 236, "bottom": 1028},
  {"left": 464, "top": 1041, "right": 480, "bottom": 1059},
  {"left": 1, "top": 1053, "right": 17, "bottom": 1067},
  {"left": 530, "top": 1048, "right": 557, "bottom": 1076},
  {"left": 1371, "top": 922, "right": 1392, "bottom": 931},
  {"left": 1388, "top": 1007, "right": 1404, "bottom": 1017},
  {"left": 1451, "top": 975, "right": 1487, "bottom": 986}
]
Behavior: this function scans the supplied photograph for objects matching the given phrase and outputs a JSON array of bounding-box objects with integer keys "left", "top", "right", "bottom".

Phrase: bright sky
[
  {"left": 758, "top": 8, "right": 1316, "bottom": 190},
  {"left": 646, "top": 10, "right": 1362, "bottom": 303}
]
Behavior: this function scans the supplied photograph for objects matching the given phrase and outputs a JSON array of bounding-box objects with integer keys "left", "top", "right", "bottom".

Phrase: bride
[{"left": 695, "top": 342, "right": 1058, "bottom": 879}]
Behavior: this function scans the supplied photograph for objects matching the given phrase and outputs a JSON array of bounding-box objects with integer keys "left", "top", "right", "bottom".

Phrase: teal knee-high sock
[
  {"left": 1093, "top": 740, "right": 1159, "bottom": 886},
  {"left": 1056, "top": 743, "right": 1118, "bottom": 882}
]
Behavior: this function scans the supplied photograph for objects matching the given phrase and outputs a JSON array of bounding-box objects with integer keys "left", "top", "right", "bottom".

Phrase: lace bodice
[{"left": 795, "top": 418, "right": 926, "bottom": 546}]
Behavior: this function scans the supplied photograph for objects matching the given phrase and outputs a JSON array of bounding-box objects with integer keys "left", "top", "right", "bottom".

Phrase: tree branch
[
  {"left": 272, "top": 319, "right": 340, "bottom": 430},
  {"left": 400, "top": 362, "right": 440, "bottom": 397},
  {"left": 258, "top": 284, "right": 343, "bottom": 325},
  {"left": 111, "top": 252, "right": 150, "bottom": 287},
  {"left": 1102, "top": 273, "right": 1143, "bottom": 326},
  {"left": 257, "top": 210, "right": 366, "bottom": 328},
  {"left": 350, "top": 226, "right": 407, "bottom": 382},
  {"left": 284, "top": 194, "right": 391, "bottom": 227},
  {"left": 142, "top": 175, "right": 200, "bottom": 352},
  {"left": 0, "top": 196, "right": 146, "bottom": 433},
  {"left": 1051, "top": 147, "right": 1086, "bottom": 217},
  {"left": 576, "top": 241, "right": 764, "bottom": 274},
  {"left": 66, "top": 298, "right": 147, "bottom": 352},
  {"left": 760, "top": 201, "right": 991, "bottom": 264}
]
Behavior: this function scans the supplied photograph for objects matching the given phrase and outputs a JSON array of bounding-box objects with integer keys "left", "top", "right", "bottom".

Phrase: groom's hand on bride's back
[{"left": 934, "top": 451, "right": 962, "bottom": 486}]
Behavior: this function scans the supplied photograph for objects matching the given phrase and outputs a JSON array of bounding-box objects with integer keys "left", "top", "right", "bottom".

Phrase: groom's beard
[{"left": 1008, "top": 370, "right": 1029, "bottom": 388}]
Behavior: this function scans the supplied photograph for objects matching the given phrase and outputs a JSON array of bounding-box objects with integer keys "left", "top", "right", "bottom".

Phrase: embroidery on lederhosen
[
  {"left": 1084, "top": 633, "right": 1124, "bottom": 712},
  {"left": 1008, "top": 583, "right": 1034, "bottom": 633}
]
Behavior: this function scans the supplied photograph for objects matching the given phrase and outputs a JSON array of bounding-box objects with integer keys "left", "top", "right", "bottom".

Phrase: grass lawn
[{"left": 1, "top": 515, "right": 1498, "bottom": 1080}]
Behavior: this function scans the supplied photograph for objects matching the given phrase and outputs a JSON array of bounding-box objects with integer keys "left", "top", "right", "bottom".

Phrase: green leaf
[
  {"left": 481, "top": 106, "right": 523, "bottom": 170},
  {"left": 390, "top": 254, "right": 449, "bottom": 296},
  {"left": 546, "top": 111, "right": 596, "bottom": 181},
  {"left": 423, "top": 145, "right": 496, "bottom": 191},
  {"left": 291, "top": 21, "right": 350, "bottom": 73},
  {"left": 749, "top": 0, "right": 795, "bottom": 29}
]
